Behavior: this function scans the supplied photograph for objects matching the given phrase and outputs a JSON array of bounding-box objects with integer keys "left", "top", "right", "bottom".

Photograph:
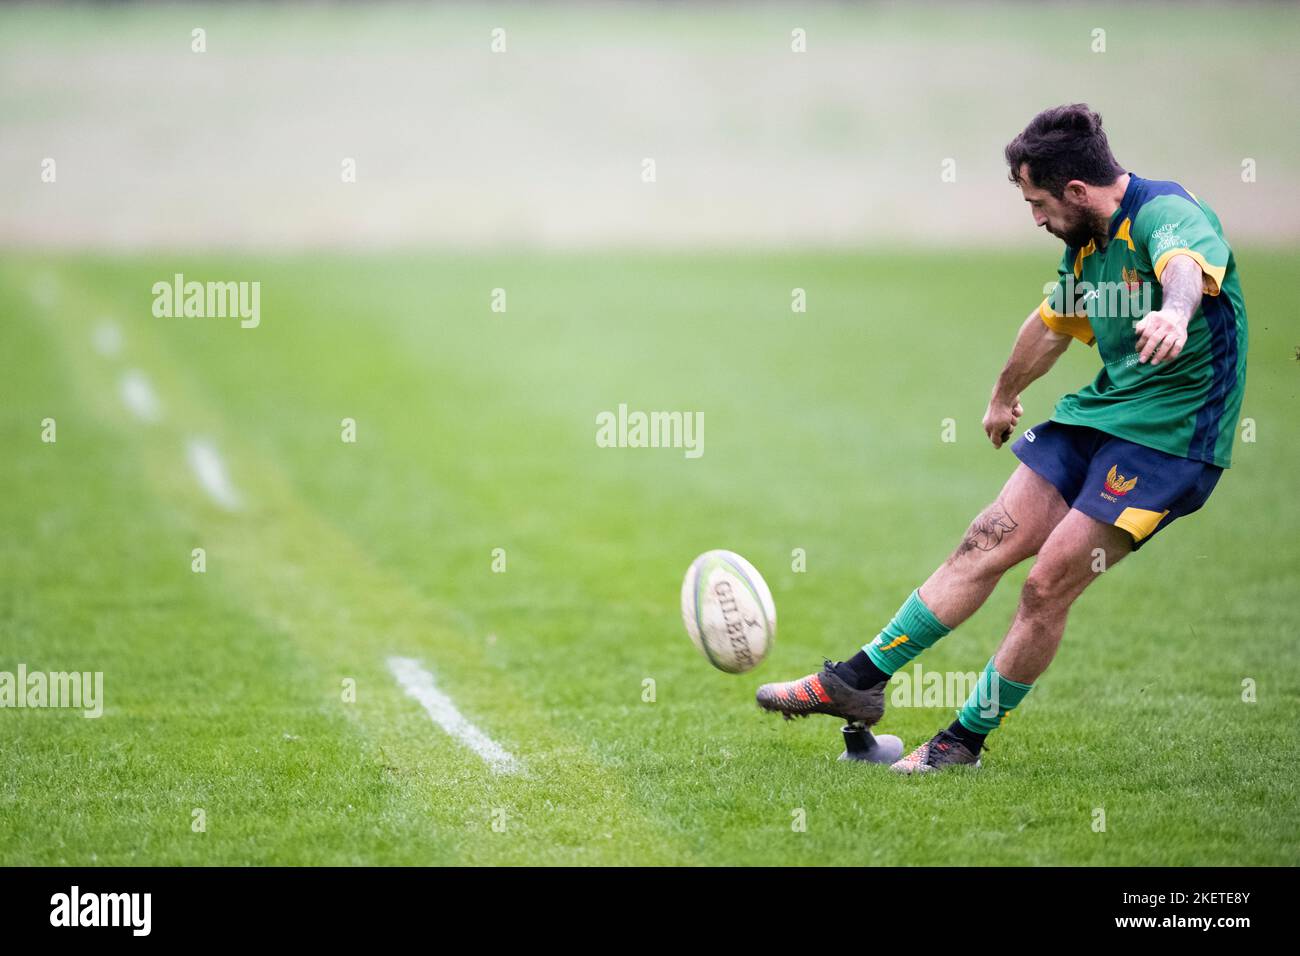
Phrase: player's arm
[
  {"left": 1134, "top": 253, "right": 1203, "bottom": 366},
  {"left": 983, "top": 309, "right": 1072, "bottom": 448}
]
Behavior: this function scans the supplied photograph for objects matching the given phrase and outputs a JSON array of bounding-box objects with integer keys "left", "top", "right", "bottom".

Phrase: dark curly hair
[{"left": 1005, "top": 104, "right": 1125, "bottom": 198}]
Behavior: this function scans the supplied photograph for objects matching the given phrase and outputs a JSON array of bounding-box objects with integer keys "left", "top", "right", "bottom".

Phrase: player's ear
[{"left": 1063, "top": 180, "right": 1089, "bottom": 203}]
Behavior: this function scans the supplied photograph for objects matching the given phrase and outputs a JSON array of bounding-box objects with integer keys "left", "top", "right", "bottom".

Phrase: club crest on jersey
[
  {"left": 1101, "top": 465, "right": 1138, "bottom": 501},
  {"left": 1122, "top": 266, "right": 1142, "bottom": 292}
]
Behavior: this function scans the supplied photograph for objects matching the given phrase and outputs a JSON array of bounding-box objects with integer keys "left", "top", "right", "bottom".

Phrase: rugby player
[{"left": 756, "top": 104, "right": 1248, "bottom": 773}]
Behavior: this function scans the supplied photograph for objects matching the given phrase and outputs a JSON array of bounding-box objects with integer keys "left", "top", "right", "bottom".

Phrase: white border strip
[{"left": 387, "top": 656, "right": 520, "bottom": 774}]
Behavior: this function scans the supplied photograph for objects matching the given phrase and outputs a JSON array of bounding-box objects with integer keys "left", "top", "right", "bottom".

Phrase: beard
[{"left": 1048, "top": 200, "right": 1106, "bottom": 247}]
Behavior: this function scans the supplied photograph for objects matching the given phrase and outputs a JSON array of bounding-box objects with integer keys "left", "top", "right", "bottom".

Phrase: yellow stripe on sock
[{"left": 877, "top": 633, "right": 909, "bottom": 652}]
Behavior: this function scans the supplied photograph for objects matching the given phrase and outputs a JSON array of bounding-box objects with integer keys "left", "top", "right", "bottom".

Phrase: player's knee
[{"left": 1020, "top": 564, "right": 1073, "bottom": 616}]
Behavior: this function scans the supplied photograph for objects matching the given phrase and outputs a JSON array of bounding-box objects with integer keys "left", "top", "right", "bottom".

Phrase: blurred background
[{"left": 3, "top": 1, "right": 1297, "bottom": 252}]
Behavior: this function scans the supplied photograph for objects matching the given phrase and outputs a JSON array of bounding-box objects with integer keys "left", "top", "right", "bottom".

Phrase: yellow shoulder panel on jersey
[
  {"left": 1114, "top": 218, "right": 1136, "bottom": 251},
  {"left": 1072, "top": 239, "right": 1097, "bottom": 279},
  {"left": 1038, "top": 298, "right": 1095, "bottom": 346}
]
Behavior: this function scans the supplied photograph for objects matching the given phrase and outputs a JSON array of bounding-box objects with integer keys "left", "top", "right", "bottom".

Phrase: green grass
[{"left": 1, "top": 249, "right": 1297, "bottom": 865}]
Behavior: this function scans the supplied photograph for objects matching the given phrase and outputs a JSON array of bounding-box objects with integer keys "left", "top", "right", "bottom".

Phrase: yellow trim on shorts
[{"left": 1115, "top": 506, "right": 1171, "bottom": 542}]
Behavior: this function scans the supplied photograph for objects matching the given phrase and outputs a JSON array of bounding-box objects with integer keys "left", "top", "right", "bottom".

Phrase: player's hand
[
  {"left": 1134, "top": 309, "right": 1189, "bottom": 367},
  {"left": 983, "top": 396, "right": 1024, "bottom": 449}
]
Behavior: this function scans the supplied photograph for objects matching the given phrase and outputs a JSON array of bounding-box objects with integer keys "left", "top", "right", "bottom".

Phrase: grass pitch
[{"left": 1, "top": 250, "right": 1297, "bottom": 865}]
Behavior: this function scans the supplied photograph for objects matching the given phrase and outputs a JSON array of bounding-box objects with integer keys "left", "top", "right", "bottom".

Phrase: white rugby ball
[{"left": 680, "top": 550, "right": 776, "bottom": 674}]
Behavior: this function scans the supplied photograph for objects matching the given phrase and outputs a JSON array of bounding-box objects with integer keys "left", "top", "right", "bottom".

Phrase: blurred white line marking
[
  {"left": 120, "top": 370, "right": 162, "bottom": 422},
  {"left": 92, "top": 321, "right": 123, "bottom": 357},
  {"left": 186, "top": 439, "right": 242, "bottom": 511},
  {"left": 387, "top": 656, "right": 520, "bottom": 774}
]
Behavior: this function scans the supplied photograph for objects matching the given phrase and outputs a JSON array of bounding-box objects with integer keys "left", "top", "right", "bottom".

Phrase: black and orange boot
[
  {"left": 890, "top": 727, "right": 982, "bottom": 774},
  {"left": 755, "top": 660, "right": 886, "bottom": 725}
]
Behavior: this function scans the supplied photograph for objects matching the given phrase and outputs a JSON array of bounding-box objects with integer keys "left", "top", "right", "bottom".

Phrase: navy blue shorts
[{"left": 1011, "top": 420, "right": 1223, "bottom": 549}]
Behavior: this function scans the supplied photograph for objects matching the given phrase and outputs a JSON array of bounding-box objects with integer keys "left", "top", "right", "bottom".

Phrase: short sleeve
[
  {"left": 1135, "top": 195, "right": 1230, "bottom": 296},
  {"left": 1038, "top": 246, "right": 1095, "bottom": 345}
]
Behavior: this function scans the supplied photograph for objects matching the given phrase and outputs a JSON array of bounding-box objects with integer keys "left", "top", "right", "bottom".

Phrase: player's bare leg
[
  {"left": 994, "top": 507, "right": 1132, "bottom": 683},
  {"left": 893, "top": 508, "right": 1133, "bottom": 773},
  {"left": 756, "top": 463, "right": 1067, "bottom": 724},
  {"left": 919, "top": 463, "right": 1071, "bottom": 629}
]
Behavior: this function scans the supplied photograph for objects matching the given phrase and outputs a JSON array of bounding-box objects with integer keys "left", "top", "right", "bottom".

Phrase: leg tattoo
[{"left": 957, "top": 501, "right": 1019, "bottom": 555}]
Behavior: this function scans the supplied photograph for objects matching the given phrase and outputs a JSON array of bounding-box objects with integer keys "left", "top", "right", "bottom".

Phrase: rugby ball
[{"left": 680, "top": 550, "right": 776, "bottom": 674}]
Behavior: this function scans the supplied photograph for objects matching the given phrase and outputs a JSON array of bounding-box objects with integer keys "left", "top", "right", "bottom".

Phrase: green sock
[
  {"left": 863, "top": 588, "right": 951, "bottom": 675},
  {"left": 956, "top": 657, "right": 1034, "bottom": 735}
]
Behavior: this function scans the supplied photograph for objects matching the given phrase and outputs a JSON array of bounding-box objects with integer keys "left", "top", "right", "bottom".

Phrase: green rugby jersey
[{"left": 1038, "top": 174, "right": 1248, "bottom": 467}]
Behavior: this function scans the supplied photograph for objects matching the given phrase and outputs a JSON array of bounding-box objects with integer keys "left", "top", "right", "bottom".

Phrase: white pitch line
[
  {"left": 387, "top": 656, "right": 520, "bottom": 774},
  {"left": 185, "top": 438, "right": 242, "bottom": 511},
  {"left": 92, "top": 321, "right": 123, "bottom": 358},
  {"left": 120, "top": 370, "right": 162, "bottom": 422}
]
